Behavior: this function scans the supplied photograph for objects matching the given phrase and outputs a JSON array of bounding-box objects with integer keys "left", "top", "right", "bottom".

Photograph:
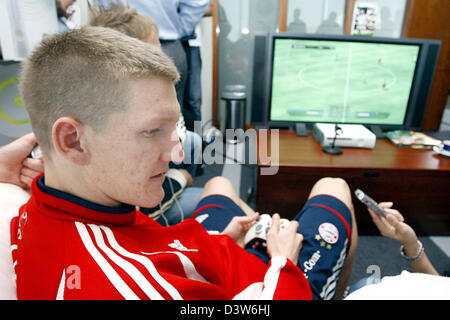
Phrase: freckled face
[{"left": 84, "top": 77, "right": 183, "bottom": 207}]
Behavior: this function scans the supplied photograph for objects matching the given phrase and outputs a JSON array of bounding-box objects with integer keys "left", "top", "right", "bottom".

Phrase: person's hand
[
  {"left": 0, "top": 133, "right": 44, "bottom": 189},
  {"left": 221, "top": 213, "right": 259, "bottom": 248},
  {"left": 56, "top": 0, "right": 75, "bottom": 18},
  {"left": 368, "top": 202, "right": 417, "bottom": 247},
  {"left": 266, "top": 214, "right": 303, "bottom": 265}
]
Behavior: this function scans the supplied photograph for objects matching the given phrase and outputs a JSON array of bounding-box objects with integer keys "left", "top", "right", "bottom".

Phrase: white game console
[{"left": 312, "top": 123, "right": 376, "bottom": 149}]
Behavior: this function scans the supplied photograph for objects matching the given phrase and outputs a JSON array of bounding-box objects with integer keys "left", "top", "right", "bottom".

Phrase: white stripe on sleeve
[
  {"left": 232, "top": 282, "right": 265, "bottom": 300},
  {"left": 141, "top": 250, "right": 209, "bottom": 283},
  {"left": 56, "top": 269, "right": 65, "bottom": 300},
  {"left": 88, "top": 224, "right": 164, "bottom": 300},
  {"left": 260, "top": 256, "right": 287, "bottom": 300},
  {"left": 99, "top": 225, "right": 183, "bottom": 300},
  {"left": 75, "top": 222, "right": 139, "bottom": 300}
]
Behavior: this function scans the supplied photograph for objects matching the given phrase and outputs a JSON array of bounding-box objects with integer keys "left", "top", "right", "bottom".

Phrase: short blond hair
[
  {"left": 20, "top": 26, "right": 179, "bottom": 154},
  {"left": 89, "top": 0, "right": 160, "bottom": 45}
]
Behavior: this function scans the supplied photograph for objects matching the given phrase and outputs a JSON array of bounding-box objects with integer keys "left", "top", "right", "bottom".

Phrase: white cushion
[
  {"left": 345, "top": 270, "right": 450, "bottom": 300},
  {"left": 0, "top": 183, "right": 30, "bottom": 300}
]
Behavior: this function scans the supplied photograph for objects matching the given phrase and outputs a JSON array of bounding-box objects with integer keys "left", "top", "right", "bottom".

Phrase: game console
[{"left": 312, "top": 123, "right": 376, "bottom": 149}]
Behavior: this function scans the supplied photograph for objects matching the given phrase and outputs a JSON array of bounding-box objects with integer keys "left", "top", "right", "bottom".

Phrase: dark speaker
[
  {"left": 250, "top": 32, "right": 269, "bottom": 127},
  {"left": 411, "top": 40, "right": 441, "bottom": 129},
  {"left": 408, "top": 40, "right": 441, "bottom": 130}
]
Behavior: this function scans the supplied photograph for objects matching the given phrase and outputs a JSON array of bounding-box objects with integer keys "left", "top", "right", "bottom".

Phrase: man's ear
[{"left": 52, "top": 117, "right": 90, "bottom": 165}]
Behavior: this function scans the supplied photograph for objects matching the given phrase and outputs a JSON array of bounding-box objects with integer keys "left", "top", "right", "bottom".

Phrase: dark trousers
[
  {"left": 161, "top": 39, "right": 199, "bottom": 131},
  {"left": 183, "top": 45, "right": 202, "bottom": 129}
]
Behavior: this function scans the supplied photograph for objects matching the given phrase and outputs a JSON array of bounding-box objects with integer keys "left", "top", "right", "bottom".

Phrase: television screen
[{"left": 269, "top": 37, "right": 421, "bottom": 126}]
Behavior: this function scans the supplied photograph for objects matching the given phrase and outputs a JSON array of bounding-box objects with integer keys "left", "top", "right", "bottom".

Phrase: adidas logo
[{"left": 168, "top": 240, "right": 198, "bottom": 252}]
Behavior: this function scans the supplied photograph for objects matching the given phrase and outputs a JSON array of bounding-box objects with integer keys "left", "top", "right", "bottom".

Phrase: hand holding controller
[
  {"left": 30, "top": 144, "right": 42, "bottom": 160},
  {"left": 244, "top": 214, "right": 290, "bottom": 249}
]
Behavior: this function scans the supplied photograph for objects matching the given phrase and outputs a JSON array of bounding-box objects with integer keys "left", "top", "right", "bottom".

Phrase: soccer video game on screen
[{"left": 269, "top": 38, "right": 420, "bottom": 125}]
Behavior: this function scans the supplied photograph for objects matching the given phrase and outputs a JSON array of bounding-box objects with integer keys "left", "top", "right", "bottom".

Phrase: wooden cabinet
[{"left": 256, "top": 130, "right": 450, "bottom": 235}]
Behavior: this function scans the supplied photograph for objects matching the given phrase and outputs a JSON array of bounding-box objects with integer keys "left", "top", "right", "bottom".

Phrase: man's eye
[{"left": 144, "top": 128, "right": 160, "bottom": 136}]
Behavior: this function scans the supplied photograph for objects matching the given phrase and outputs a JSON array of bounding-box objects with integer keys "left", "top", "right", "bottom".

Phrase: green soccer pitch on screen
[{"left": 269, "top": 38, "right": 420, "bottom": 126}]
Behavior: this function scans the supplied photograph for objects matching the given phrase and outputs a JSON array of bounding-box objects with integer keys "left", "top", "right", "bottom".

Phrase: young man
[
  {"left": 11, "top": 27, "right": 356, "bottom": 300},
  {"left": 10, "top": 26, "right": 311, "bottom": 300}
]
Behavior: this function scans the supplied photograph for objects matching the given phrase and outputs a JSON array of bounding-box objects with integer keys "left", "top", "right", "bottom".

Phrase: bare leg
[
  {"left": 307, "top": 177, "right": 358, "bottom": 300},
  {"left": 201, "top": 176, "right": 256, "bottom": 217}
]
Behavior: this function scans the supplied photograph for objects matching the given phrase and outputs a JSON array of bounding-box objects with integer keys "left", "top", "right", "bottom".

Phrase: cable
[
  {"left": 167, "top": 176, "right": 185, "bottom": 223},
  {"left": 160, "top": 212, "right": 169, "bottom": 227}
]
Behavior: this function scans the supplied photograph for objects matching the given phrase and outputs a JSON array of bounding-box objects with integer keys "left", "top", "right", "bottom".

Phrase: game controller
[
  {"left": 354, "top": 188, "right": 386, "bottom": 217},
  {"left": 244, "top": 214, "right": 290, "bottom": 250},
  {"left": 30, "top": 144, "right": 42, "bottom": 160}
]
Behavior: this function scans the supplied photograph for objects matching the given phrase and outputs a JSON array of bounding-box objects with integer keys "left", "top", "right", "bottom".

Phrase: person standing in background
[
  {"left": 113, "top": 0, "right": 211, "bottom": 132},
  {"left": 58, "top": 0, "right": 210, "bottom": 131},
  {"left": 184, "top": 3, "right": 213, "bottom": 131}
]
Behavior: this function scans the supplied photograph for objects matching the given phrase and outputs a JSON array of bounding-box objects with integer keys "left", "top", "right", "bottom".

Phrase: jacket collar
[{"left": 30, "top": 173, "right": 136, "bottom": 225}]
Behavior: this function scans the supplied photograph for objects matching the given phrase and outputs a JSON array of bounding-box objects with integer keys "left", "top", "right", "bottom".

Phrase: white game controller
[
  {"left": 30, "top": 144, "right": 42, "bottom": 159},
  {"left": 244, "top": 214, "right": 290, "bottom": 249}
]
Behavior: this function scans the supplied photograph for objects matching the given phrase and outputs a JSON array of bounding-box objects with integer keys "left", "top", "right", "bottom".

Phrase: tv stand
[
  {"left": 368, "top": 125, "right": 384, "bottom": 138},
  {"left": 294, "top": 123, "right": 308, "bottom": 137}
]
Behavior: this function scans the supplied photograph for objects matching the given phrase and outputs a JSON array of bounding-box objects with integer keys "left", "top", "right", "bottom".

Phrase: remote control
[{"left": 354, "top": 189, "right": 386, "bottom": 217}]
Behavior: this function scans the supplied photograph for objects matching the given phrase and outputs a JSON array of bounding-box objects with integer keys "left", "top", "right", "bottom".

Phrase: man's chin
[{"left": 138, "top": 189, "right": 165, "bottom": 209}]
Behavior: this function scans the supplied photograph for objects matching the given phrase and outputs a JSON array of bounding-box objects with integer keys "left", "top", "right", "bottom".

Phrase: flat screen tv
[{"left": 264, "top": 33, "right": 441, "bottom": 132}]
